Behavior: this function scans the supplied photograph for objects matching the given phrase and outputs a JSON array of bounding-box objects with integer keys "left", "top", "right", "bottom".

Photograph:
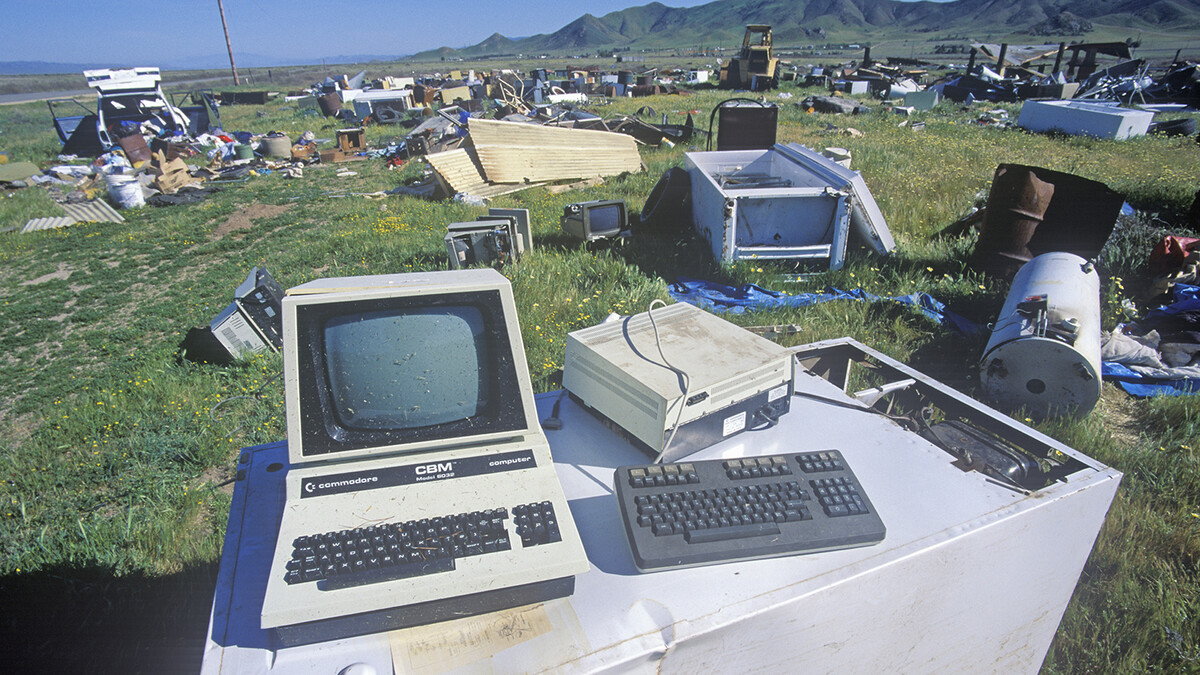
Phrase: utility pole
[{"left": 217, "top": 0, "right": 239, "bottom": 85}]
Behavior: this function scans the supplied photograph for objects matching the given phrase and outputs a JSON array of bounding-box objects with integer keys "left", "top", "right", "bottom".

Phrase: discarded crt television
[
  {"left": 561, "top": 200, "right": 628, "bottom": 242},
  {"left": 685, "top": 143, "right": 894, "bottom": 268},
  {"left": 445, "top": 208, "right": 533, "bottom": 269}
]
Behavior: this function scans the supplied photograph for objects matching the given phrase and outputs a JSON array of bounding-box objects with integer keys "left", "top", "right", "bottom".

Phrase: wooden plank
[
  {"left": 425, "top": 148, "right": 488, "bottom": 195},
  {"left": 425, "top": 146, "right": 547, "bottom": 199},
  {"left": 467, "top": 118, "right": 642, "bottom": 184}
]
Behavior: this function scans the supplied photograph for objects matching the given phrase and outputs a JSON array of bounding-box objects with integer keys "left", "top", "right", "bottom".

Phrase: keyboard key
[
  {"left": 324, "top": 557, "right": 456, "bottom": 590},
  {"left": 684, "top": 521, "right": 781, "bottom": 544}
]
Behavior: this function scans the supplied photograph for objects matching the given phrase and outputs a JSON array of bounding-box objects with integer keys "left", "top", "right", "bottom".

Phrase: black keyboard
[
  {"left": 283, "top": 502, "right": 562, "bottom": 590},
  {"left": 614, "top": 450, "right": 885, "bottom": 571}
]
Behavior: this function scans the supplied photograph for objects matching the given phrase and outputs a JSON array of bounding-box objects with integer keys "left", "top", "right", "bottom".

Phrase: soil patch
[
  {"left": 213, "top": 204, "right": 292, "bottom": 239},
  {"left": 21, "top": 263, "right": 72, "bottom": 287}
]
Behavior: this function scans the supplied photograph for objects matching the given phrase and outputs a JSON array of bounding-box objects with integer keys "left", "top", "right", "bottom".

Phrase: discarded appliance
[
  {"left": 352, "top": 89, "right": 415, "bottom": 120},
  {"left": 709, "top": 99, "right": 778, "bottom": 151},
  {"left": 969, "top": 164, "right": 1124, "bottom": 277},
  {"left": 209, "top": 267, "right": 285, "bottom": 360},
  {"left": 840, "top": 81, "right": 869, "bottom": 95},
  {"left": 445, "top": 211, "right": 528, "bottom": 269},
  {"left": 1017, "top": 100, "right": 1153, "bottom": 140},
  {"left": 561, "top": 200, "right": 629, "bottom": 242},
  {"left": 684, "top": 143, "right": 894, "bottom": 268},
  {"left": 981, "top": 252, "right": 1101, "bottom": 419}
]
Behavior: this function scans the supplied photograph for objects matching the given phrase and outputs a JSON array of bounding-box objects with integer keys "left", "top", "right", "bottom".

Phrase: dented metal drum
[{"left": 980, "top": 252, "right": 1102, "bottom": 419}]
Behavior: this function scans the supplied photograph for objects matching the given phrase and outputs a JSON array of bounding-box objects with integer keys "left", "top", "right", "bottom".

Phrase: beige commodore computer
[{"left": 260, "top": 269, "right": 588, "bottom": 646}]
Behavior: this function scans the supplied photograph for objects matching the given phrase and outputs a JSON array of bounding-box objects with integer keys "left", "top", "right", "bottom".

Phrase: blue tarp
[
  {"left": 1102, "top": 284, "right": 1200, "bottom": 397},
  {"left": 1101, "top": 362, "right": 1200, "bottom": 397},
  {"left": 667, "top": 277, "right": 981, "bottom": 336}
]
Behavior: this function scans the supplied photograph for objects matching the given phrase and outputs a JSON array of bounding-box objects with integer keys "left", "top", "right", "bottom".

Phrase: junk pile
[
  {"left": 49, "top": 68, "right": 220, "bottom": 158},
  {"left": 289, "top": 65, "right": 697, "bottom": 130},
  {"left": 1102, "top": 235, "right": 1200, "bottom": 397}
]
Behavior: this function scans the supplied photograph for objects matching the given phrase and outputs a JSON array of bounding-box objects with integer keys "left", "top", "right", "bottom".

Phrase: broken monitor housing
[
  {"left": 685, "top": 143, "right": 894, "bottom": 270},
  {"left": 210, "top": 267, "right": 286, "bottom": 360},
  {"left": 563, "top": 302, "right": 794, "bottom": 464},
  {"left": 445, "top": 208, "right": 533, "bottom": 269}
]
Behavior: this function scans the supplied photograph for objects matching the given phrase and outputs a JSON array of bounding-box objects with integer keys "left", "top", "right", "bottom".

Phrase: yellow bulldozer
[{"left": 719, "top": 25, "right": 779, "bottom": 91}]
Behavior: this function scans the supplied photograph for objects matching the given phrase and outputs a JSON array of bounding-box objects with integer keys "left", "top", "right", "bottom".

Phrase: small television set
[
  {"left": 282, "top": 269, "right": 539, "bottom": 464},
  {"left": 444, "top": 219, "right": 516, "bottom": 269},
  {"left": 560, "top": 199, "right": 627, "bottom": 241}
]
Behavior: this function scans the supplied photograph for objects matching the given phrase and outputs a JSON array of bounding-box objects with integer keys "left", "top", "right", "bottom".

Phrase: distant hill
[
  {"left": 0, "top": 61, "right": 114, "bottom": 75},
  {"left": 413, "top": 0, "right": 1200, "bottom": 59}
]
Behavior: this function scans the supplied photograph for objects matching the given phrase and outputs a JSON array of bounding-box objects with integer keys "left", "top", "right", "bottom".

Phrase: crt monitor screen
[
  {"left": 561, "top": 200, "right": 626, "bottom": 240},
  {"left": 586, "top": 203, "right": 625, "bottom": 237},
  {"left": 293, "top": 289, "right": 526, "bottom": 457}
]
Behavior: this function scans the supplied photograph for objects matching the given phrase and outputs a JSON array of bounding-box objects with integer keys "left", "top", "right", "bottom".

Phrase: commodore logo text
[
  {"left": 300, "top": 449, "right": 537, "bottom": 498},
  {"left": 415, "top": 461, "right": 455, "bottom": 480}
]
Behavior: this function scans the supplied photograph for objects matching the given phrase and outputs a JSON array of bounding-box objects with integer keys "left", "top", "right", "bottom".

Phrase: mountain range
[
  {"left": 5, "top": 0, "right": 1197, "bottom": 75},
  {"left": 414, "top": 0, "right": 1200, "bottom": 59}
]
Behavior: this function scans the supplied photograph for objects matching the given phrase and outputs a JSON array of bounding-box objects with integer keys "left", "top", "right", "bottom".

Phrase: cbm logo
[{"left": 415, "top": 462, "right": 453, "bottom": 475}]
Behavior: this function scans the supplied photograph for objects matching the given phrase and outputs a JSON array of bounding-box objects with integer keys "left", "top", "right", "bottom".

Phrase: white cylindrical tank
[{"left": 980, "top": 252, "right": 1102, "bottom": 419}]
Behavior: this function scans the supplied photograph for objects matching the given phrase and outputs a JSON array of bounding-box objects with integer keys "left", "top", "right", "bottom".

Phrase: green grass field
[{"left": 1, "top": 82, "right": 1199, "bottom": 671}]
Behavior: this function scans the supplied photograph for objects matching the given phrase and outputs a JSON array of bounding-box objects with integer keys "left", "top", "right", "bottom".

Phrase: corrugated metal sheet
[
  {"left": 61, "top": 200, "right": 124, "bottom": 224},
  {"left": 468, "top": 119, "right": 642, "bottom": 184},
  {"left": 21, "top": 217, "right": 75, "bottom": 233}
]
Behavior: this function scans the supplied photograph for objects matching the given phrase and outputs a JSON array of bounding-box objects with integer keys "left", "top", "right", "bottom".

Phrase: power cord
[
  {"left": 540, "top": 389, "right": 568, "bottom": 430},
  {"left": 647, "top": 299, "right": 692, "bottom": 463}
]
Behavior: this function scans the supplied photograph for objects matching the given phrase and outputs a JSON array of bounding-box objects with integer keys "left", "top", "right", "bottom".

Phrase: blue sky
[{"left": 2, "top": 0, "right": 722, "bottom": 66}]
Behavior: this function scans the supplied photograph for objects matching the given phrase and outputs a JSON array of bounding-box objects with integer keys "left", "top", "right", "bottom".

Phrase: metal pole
[{"left": 217, "top": 0, "right": 239, "bottom": 85}]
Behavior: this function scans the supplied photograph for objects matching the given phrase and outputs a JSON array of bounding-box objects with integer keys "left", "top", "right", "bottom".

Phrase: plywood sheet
[
  {"left": 425, "top": 147, "right": 488, "bottom": 195},
  {"left": 424, "top": 147, "right": 546, "bottom": 199},
  {"left": 467, "top": 119, "right": 642, "bottom": 184}
]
